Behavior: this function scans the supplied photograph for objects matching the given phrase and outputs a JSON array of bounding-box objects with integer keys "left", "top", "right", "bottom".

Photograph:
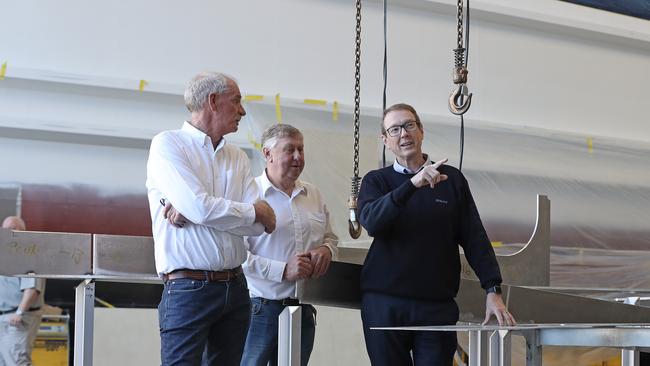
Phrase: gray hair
[
  {"left": 2, "top": 216, "right": 26, "bottom": 231},
  {"left": 184, "top": 72, "right": 235, "bottom": 113},
  {"left": 261, "top": 124, "right": 302, "bottom": 150}
]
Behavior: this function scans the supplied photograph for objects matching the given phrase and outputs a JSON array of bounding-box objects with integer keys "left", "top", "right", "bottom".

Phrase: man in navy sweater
[{"left": 358, "top": 103, "right": 515, "bottom": 366}]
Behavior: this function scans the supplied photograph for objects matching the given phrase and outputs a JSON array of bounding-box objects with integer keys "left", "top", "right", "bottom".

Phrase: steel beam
[{"left": 0, "top": 228, "right": 91, "bottom": 275}]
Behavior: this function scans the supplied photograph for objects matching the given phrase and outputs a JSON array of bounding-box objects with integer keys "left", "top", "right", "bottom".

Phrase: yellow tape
[
  {"left": 244, "top": 95, "right": 264, "bottom": 102},
  {"left": 94, "top": 296, "right": 115, "bottom": 308},
  {"left": 491, "top": 241, "right": 503, "bottom": 247},
  {"left": 139, "top": 79, "right": 148, "bottom": 93},
  {"left": 0, "top": 62, "right": 6, "bottom": 80},
  {"left": 275, "top": 93, "right": 282, "bottom": 123},
  {"left": 247, "top": 133, "right": 262, "bottom": 150},
  {"left": 304, "top": 99, "right": 327, "bottom": 106},
  {"left": 332, "top": 101, "right": 339, "bottom": 121},
  {"left": 587, "top": 137, "right": 593, "bottom": 154}
]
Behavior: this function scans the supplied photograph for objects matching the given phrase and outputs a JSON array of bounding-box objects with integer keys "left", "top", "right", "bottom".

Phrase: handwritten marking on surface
[
  {"left": 58, "top": 248, "right": 85, "bottom": 264},
  {"left": 9, "top": 242, "right": 40, "bottom": 256}
]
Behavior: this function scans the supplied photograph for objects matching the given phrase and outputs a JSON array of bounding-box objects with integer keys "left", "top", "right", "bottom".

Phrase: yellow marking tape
[
  {"left": 139, "top": 79, "right": 148, "bottom": 92},
  {"left": 332, "top": 101, "right": 339, "bottom": 121},
  {"left": 304, "top": 99, "right": 327, "bottom": 106},
  {"left": 587, "top": 137, "right": 593, "bottom": 154},
  {"left": 247, "top": 133, "right": 262, "bottom": 150},
  {"left": 275, "top": 93, "right": 282, "bottom": 123},
  {"left": 491, "top": 241, "right": 503, "bottom": 247},
  {"left": 95, "top": 296, "right": 115, "bottom": 308},
  {"left": 244, "top": 95, "right": 264, "bottom": 102},
  {"left": 0, "top": 62, "right": 6, "bottom": 80}
]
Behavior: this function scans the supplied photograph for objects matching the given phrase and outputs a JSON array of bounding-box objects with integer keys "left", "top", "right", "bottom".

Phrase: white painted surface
[{"left": 0, "top": 0, "right": 649, "bottom": 142}]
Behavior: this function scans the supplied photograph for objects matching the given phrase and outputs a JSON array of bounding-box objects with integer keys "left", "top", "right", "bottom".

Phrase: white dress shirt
[
  {"left": 146, "top": 122, "right": 264, "bottom": 276},
  {"left": 243, "top": 171, "right": 339, "bottom": 300}
]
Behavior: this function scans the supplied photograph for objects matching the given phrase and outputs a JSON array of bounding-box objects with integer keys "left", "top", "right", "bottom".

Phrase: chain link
[{"left": 352, "top": 0, "right": 362, "bottom": 194}]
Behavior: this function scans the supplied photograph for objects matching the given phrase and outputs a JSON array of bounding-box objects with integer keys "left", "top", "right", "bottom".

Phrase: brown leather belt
[{"left": 162, "top": 267, "right": 243, "bottom": 283}]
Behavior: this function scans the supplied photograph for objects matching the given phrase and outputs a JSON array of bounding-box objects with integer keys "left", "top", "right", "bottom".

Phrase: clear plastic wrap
[{"left": 243, "top": 102, "right": 650, "bottom": 290}]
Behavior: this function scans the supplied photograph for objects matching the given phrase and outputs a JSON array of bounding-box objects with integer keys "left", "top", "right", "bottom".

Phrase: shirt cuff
[
  {"left": 269, "top": 260, "right": 286, "bottom": 283},
  {"left": 323, "top": 243, "right": 338, "bottom": 261},
  {"left": 242, "top": 202, "right": 257, "bottom": 226}
]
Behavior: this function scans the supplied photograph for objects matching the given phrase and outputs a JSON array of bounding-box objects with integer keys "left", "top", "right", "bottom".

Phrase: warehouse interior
[{"left": 1, "top": 0, "right": 650, "bottom": 365}]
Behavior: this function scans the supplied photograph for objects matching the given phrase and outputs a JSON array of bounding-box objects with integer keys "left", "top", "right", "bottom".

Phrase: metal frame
[
  {"left": 278, "top": 306, "right": 302, "bottom": 366},
  {"left": 374, "top": 324, "right": 650, "bottom": 366},
  {"left": 74, "top": 279, "right": 95, "bottom": 366},
  {"left": 469, "top": 330, "right": 489, "bottom": 366},
  {"left": 489, "top": 330, "right": 511, "bottom": 366}
]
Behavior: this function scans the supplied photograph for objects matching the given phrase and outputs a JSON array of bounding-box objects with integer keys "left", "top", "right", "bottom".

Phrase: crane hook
[
  {"left": 348, "top": 195, "right": 362, "bottom": 239},
  {"left": 448, "top": 84, "right": 472, "bottom": 115}
]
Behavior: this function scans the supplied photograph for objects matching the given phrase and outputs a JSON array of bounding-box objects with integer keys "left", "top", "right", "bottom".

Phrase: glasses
[{"left": 384, "top": 120, "right": 419, "bottom": 137}]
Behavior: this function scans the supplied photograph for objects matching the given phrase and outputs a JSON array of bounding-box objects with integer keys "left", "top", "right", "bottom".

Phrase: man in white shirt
[
  {"left": 146, "top": 72, "right": 276, "bottom": 366},
  {"left": 0, "top": 216, "right": 46, "bottom": 366},
  {"left": 240, "top": 124, "right": 339, "bottom": 366}
]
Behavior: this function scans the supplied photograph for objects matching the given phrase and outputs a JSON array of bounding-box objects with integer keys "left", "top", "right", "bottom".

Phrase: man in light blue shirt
[{"left": 0, "top": 216, "right": 45, "bottom": 366}]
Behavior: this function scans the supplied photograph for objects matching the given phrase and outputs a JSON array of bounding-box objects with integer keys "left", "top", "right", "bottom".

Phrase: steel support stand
[
  {"left": 489, "top": 330, "right": 511, "bottom": 366},
  {"left": 522, "top": 329, "right": 542, "bottom": 366},
  {"left": 622, "top": 349, "right": 640, "bottom": 366},
  {"left": 278, "top": 306, "right": 301, "bottom": 366},
  {"left": 469, "top": 330, "right": 489, "bottom": 366},
  {"left": 621, "top": 297, "right": 641, "bottom": 366},
  {"left": 74, "top": 279, "right": 95, "bottom": 366}
]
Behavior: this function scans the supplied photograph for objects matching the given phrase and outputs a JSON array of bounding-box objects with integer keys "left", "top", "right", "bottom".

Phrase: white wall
[{"left": 1, "top": 0, "right": 649, "bottom": 142}]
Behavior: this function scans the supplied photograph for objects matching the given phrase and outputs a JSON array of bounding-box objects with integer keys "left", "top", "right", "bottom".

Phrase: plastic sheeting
[{"left": 242, "top": 101, "right": 650, "bottom": 290}]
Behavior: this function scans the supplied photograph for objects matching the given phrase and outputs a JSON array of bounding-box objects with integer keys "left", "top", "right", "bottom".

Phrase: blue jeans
[
  {"left": 158, "top": 275, "right": 251, "bottom": 366},
  {"left": 240, "top": 298, "right": 316, "bottom": 366},
  {"left": 361, "top": 292, "right": 458, "bottom": 366}
]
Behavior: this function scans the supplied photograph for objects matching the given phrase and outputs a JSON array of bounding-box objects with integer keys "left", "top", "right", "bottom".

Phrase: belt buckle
[
  {"left": 221, "top": 271, "right": 232, "bottom": 282},
  {"left": 282, "top": 298, "right": 300, "bottom": 306},
  {"left": 212, "top": 270, "right": 232, "bottom": 282}
]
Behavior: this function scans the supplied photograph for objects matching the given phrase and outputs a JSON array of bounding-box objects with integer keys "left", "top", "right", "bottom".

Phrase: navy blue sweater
[{"left": 358, "top": 164, "right": 502, "bottom": 301}]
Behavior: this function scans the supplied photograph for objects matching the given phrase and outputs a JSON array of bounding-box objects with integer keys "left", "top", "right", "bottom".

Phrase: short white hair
[
  {"left": 184, "top": 72, "right": 235, "bottom": 112},
  {"left": 261, "top": 124, "right": 302, "bottom": 150},
  {"left": 2, "top": 216, "right": 26, "bottom": 231}
]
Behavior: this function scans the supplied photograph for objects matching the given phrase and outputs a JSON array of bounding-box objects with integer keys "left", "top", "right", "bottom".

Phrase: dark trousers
[
  {"left": 361, "top": 292, "right": 458, "bottom": 366},
  {"left": 158, "top": 275, "right": 251, "bottom": 366}
]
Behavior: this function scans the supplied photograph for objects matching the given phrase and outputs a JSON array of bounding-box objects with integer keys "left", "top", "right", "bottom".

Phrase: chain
[
  {"left": 456, "top": 0, "right": 464, "bottom": 51},
  {"left": 352, "top": 0, "right": 362, "bottom": 194},
  {"left": 454, "top": 0, "right": 466, "bottom": 68}
]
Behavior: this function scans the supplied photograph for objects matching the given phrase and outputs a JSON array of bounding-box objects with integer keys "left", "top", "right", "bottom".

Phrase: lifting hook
[
  {"left": 348, "top": 195, "right": 362, "bottom": 239},
  {"left": 448, "top": 84, "right": 472, "bottom": 115}
]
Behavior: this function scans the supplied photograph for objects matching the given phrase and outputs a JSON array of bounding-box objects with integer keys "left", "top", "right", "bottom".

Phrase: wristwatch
[
  {"left": 486, "top": 285, "right": 502, "bottom": 295},
  {"left": 15, "top": 309, "right": 24, "bottom": 316}
]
